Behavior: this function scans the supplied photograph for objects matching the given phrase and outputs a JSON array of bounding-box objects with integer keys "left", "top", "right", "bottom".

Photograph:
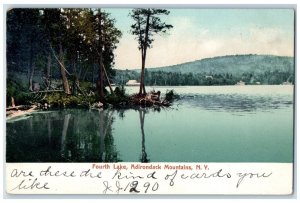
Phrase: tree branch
[{"left": 49, "top": 44, "right": 72, "bottom": 76}]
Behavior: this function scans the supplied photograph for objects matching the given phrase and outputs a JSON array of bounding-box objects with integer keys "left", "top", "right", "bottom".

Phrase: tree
[
  {"left": 7, "top": 9, "right": 42, "bottom": 91},
  {"left": 81, "top": 9, "right": 121, "bottom": 103},
  {"left": 130, "top": 9, "right": 173, "bottom": 95},
  {"left": 42, "top": 8, "right": 71, "bottom": 94},
  {"left": 62, "top": 8, "right": 85, "bottom": 95},
  {"left": 7, "top": 8, "right": 121, "bottom": 103}
]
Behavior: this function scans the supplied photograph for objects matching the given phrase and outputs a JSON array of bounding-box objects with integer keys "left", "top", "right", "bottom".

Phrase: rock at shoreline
[{"left": 92, "top": 102, "right": 103, "bottom": 109}]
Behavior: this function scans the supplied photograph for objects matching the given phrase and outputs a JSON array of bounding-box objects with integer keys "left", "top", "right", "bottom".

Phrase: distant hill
[
  {"left": 115, "top": 54, "right": 294, "bottom": 86},
  {"left": 144, "top": 54, "right": 294, "bottom": 75}
]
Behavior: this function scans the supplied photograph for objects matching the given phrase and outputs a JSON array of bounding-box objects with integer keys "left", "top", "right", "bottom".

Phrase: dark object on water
[{"left": 165, "top": 90, "right": 177, "bottom": 102}]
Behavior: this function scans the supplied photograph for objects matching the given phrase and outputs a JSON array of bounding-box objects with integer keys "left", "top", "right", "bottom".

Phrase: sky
[{"left": 104, "top": 8, "right": 294, "bottom": 70}]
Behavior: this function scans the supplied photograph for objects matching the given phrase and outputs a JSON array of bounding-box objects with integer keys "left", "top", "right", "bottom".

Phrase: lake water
[{"left": 6, "top": 85, "right": 294, "bottom": 163}]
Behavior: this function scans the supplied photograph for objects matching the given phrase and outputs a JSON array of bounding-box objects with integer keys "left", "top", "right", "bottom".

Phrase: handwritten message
[{"left": 6, "top": 163, "right": 292, "bottom": 195}]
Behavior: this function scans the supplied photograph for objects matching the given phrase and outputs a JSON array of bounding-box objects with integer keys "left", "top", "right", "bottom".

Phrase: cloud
[
  {"left": 114, "top": 17, "right": 294, "bottom": 69},
  {"left": 217, "top": 26, "right": 294, "bottom": 57}
]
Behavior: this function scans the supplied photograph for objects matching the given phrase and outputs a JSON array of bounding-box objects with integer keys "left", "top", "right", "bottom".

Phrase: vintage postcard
[{"left": 5, "top": 6, "right": 295, "bottom": 195}]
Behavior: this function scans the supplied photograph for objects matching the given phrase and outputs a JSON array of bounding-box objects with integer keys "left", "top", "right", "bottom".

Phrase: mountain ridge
[
  {"left": 121, "top": 54, "right": 294, "bottom": 75},
  {"left": 114, "top": 54, "right": 294, "bottom": 85}
]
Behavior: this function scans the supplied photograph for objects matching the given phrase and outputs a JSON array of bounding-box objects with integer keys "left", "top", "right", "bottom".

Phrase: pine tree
[{"left": 130, "top": 8, "right": 173, "bottom": 95}]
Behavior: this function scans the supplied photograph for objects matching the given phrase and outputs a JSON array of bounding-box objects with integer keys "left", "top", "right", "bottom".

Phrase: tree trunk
[
  {"left": 139, "top": 56, "right": 146, "bottom": 95},
  {"left": 139, "top": 46, "right": 144, "bottom": 95},
  {"left": 11, "top": 97, "right": 15, "bottom": 107},
  {"left": 82, "top": 66, "right": 89, "bottom": 81},
  {"left": 46, "top": 53, "right": 52, "bottom": 89},
  {"left": 97, "top": 10, "right": 105, "bottom": 103},
  {"left": 139, "top": 13, "right": 150, "bottom": 95},
  {"left": 28, "top": 39, "right": 34, "bottom": 91},
  {"left": 59, "top": 44, "right": 71, "bottom": 94},
  {"left": 72, "top": 58, "right": 79, "bottom": 96},
  {"left": 29, "top": 63, "right": 34, "bottom": 91},
  {"left": 98, "top": 59, "right": 105, "bottom": 103},
  {"left": 103, "top": 62, "right": 114, "bottom": 94}
]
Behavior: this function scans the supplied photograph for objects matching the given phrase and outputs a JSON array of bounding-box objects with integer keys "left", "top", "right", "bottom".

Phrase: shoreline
[{"left": 6, "top": 105, "right": 38, "bottom": 120}]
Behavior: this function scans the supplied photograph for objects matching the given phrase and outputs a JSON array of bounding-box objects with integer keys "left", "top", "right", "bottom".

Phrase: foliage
[
  {"left": 165, "top": 90, "right": 179, "bottom": 102},
  {"left": 43, "top": 92, "right": 97, "bottom": 108},
  {"left": 105, "top": 86, "right": 130, "bottom": 107},
  {"left": 7, "top": 9, "right": 44, "bottom": 73},
  {"left": 130, "top": 9, "right": 173, "bottom": 50},
  {"left": 80, "top": 81, "right": 96, "bottom": 93},
  {"left": 7, "top": 8, "right": 122, "bottom": 100},
  {"left": 114, "top": 86, "right": 126, "bottom": 97},
  {"left": 6, "top": 79, "right": 32, "bottom": 106}
]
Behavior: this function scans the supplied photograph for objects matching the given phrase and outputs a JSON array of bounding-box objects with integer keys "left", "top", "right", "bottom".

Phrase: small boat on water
[
  {"left": 235, "top": 80, "right": 245, "bottom": 85},
  {"left": 126, "top": 80, "right": 140, "bottom": 86}
]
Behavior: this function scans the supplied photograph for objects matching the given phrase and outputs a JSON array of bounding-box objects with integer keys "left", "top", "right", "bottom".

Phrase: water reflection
[
  {"left": 139, "top": 109, "right": 150, "bottom": 163},
  {"left": 180, "top": 94, "right": 293, "bottom": 113},
  {"left": 61, "top": 114, "right": 71, "bottom": 157},
  {"left": 6, "top": 107, "right": 160, "bottom": 162},
  {"left": 6, "top": 109, "right": 121, "bottom": 162},
  {"left": 6, "top": 86, "right": 294, "bottom": 163}
]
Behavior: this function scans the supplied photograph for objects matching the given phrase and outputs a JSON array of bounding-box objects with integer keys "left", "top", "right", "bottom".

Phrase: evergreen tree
[{"left": 130, "top": 8, "right": 173, "bottom": 95}]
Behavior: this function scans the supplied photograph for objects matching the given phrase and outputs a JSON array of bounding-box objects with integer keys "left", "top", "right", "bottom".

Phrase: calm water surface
[{"left": 6, "top": 85, "right": 294, "bottom": 163}]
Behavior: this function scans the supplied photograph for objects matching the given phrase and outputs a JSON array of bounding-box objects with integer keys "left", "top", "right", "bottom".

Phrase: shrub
[
  {"left": 6, "top": 79, "right": 32, "bottom": 106},
  {"left": 43, "top": 92, "right": 97, "bottom": 108},
  {"left": 165, "top": 89, "right": 179, "bottom": 102}
]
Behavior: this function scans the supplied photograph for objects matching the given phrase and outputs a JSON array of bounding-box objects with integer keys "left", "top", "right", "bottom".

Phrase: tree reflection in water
[
  {"left": 7, "top": 108, "right": 156, "bottom": 163},
  {"left": 139, "top": 108, "right": 150, "bottom": 163},
  {"left": 60, "top": 109, "right": 121, "bottom": 162},
  {"left": 6, "top": 109, "right": 122, "bottom": 162}
]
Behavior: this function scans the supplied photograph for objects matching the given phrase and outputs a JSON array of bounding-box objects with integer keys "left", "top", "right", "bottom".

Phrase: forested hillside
[{"left": 114, "top": 55, "right": 294, "bottom": 86}]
